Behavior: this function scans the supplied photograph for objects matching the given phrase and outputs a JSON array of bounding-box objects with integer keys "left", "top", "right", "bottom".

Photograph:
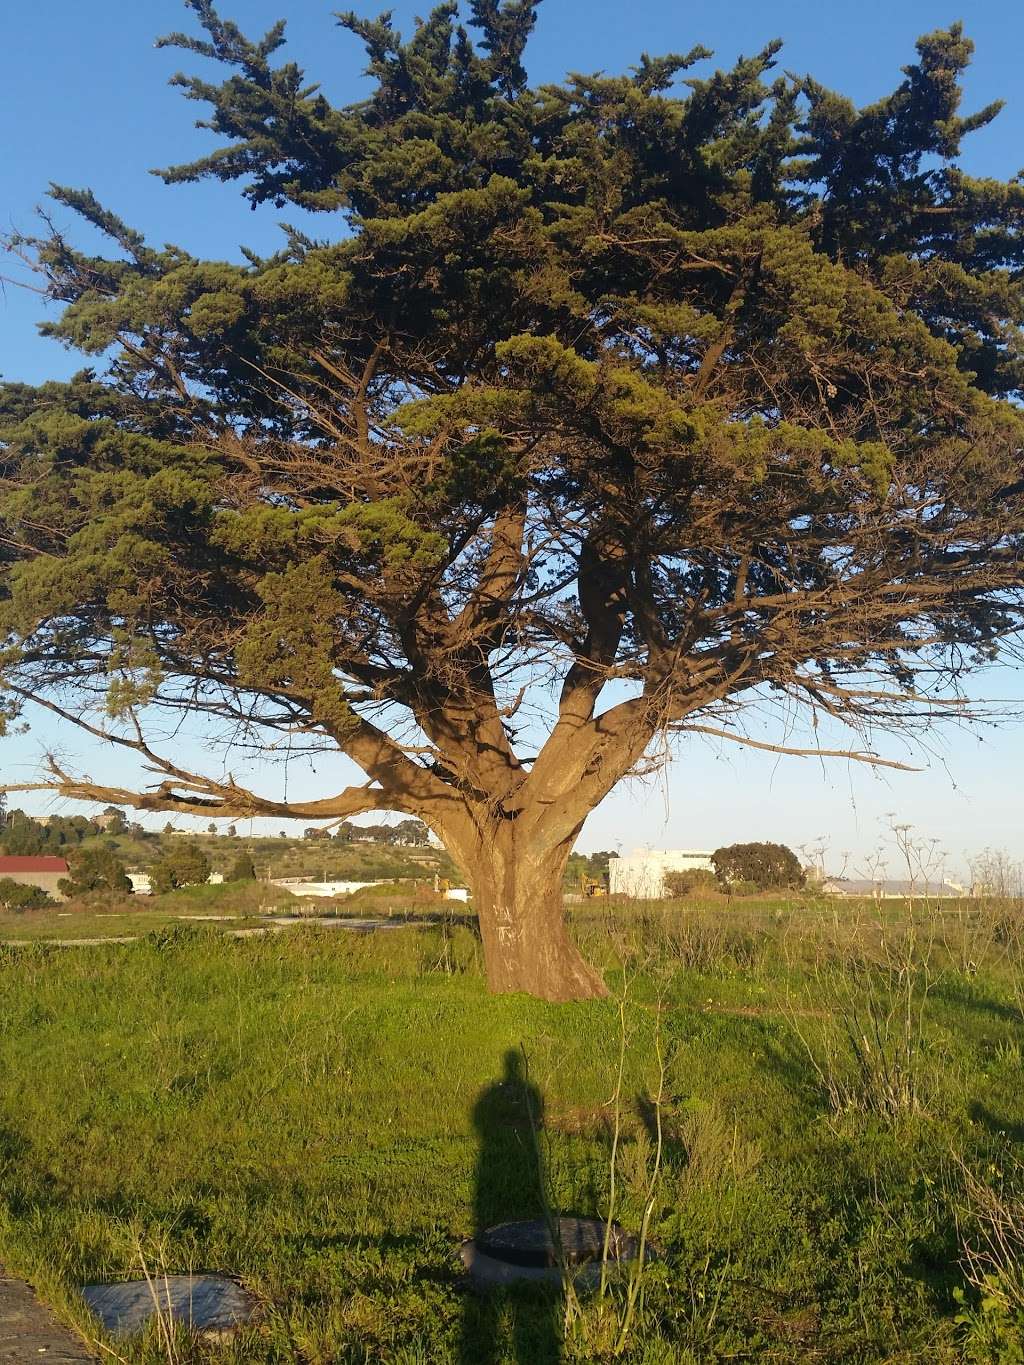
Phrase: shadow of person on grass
[{"left": 460, "top": 1049, "right": 561, "bottom": 1364}]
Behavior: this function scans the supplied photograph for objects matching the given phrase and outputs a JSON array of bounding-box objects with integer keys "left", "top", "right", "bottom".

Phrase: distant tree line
[
  {"left": 0, "top": 805, "right": 151, "bottom": 857},
  {"left": 0, "top": 809, "right": 104, "bottom": 856},
  {"left": 566, "top": 843, "right": 806, "bottom": 897},
  {"left": 564, "top": 850, "right": 616, "bottom": 889},
  {"left": 305, "top": 819, "right": 431, "bottom": 847}
]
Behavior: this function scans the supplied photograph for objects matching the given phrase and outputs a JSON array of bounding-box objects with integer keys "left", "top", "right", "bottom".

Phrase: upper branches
[{"left": 2, "top": 7, "right": 1024, "bottom": 828}]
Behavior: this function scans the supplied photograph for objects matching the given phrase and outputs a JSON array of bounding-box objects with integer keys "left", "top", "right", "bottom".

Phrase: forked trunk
[{"left": 464, "top": 828, "right": 607, "bottom": 1002}]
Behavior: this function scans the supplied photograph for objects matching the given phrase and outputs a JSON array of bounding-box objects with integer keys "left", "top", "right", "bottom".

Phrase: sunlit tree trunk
[{"left": 459, "top": 823, "right": 607, "bottom": 1002}]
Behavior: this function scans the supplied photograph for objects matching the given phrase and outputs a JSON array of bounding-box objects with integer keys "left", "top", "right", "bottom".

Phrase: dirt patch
[{"left": 0, "top": 1268, "right": 97, "bottom": 1361}]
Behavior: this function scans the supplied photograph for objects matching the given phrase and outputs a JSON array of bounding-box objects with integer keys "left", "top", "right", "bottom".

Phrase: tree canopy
[
  {"left": 711, "top": 842, "right": 805, "bottom": 892},
  {"left": 0, "top": 879, "right": 52, "bottom": 912},
  {"left": 2, "top": 4, "right": 1024, "bottom": 997},
  {"left": 150, "top": 842, "right": 212, "bottom": 894},
  {"left": 0, "top": 810, "right": 105, "bottom": 857},
  {"left": 59, "top": 846, "right": 132, "bottom": 899},
  {"left": 229, "top": 849, "right": 257, "bottom": 881}
]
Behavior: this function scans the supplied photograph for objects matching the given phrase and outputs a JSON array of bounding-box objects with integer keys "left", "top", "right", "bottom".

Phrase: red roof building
[
  {"left": 0, "top": 856, "right": 69, "bottom": 874},
  {"left": 0, "top": 856, "right": 70, "bottom": 903}
]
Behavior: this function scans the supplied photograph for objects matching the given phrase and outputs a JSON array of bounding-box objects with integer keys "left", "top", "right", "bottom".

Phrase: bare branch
[{"left": 675, "top": 723, "right": 921, "bottom": 771}]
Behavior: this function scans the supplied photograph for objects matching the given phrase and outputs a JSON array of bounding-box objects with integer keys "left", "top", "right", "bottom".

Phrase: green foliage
[
  {"left": 0, "top": 810, "right": 103, "bottom": 857},
  {"left": 564, "top": 849, "right": 615, "bottom": 889},
  {"left": 147, "top": 862, "right": 175, "bottom": 897},
  {"left": 664, "top": 867, "right": 717, "bottom": 897},
  {"left": 0, "top": 813, "right": 47, "bottom": 857},
  {"left": 58, "top": 846, "right": 132, "bottom": 899},
  {"left": 149, "top": 842, "right": 211, "bottom": 894},
  {"left": 334, "top": 818, "right": 431, "bottom": 847},
  {"left": 229, "top": 850, "right": 257, "bottom": 882},
  {"left": 0, "top": 878, "right": 51, "bottom": 911},
  {"left": 2, "top": 4, "right": 1024, "bottom": 993},
  {"left": 712, "top": 842, "right": 806, "bottom": 892}
]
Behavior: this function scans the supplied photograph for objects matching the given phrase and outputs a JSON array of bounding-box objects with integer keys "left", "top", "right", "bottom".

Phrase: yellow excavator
[{"left": 579, "top": 873, "right": 607, "bottom": 898}]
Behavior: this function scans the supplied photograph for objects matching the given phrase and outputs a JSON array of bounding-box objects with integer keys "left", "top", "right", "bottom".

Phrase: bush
[
  {"left": 150, "top": 843, "right": 211, "bottom": 894},
  {"left": 59, "top": 846, "right": 132, "bottom": 898},
  {"left": 729, "top": 879, "right": 761, "bottom": 897},
  {"left": 229, "top": 851, "right": 257, "bottom": 881},
  {"left": 0, "top": 878, "right": 52, "bottom": 911},
  {"left": 664, "top": 868, "right": 717, "bottom": 898},
  {"left": 712, "top": 842, "right": 805, "bottom": 892}
]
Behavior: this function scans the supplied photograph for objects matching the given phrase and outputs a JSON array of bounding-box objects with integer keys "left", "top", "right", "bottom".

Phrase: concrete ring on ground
[
  {"left": 81, "top": 1274, "right": 260, "bottom": 1339},
  {"left": 460, "top": 1216, "right": 651, "bottom": 1288}
]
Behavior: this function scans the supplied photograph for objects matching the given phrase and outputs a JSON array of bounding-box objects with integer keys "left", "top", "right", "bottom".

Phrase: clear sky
[{"left": 3, "top": 1, "right": 1024, "bottom": 877}]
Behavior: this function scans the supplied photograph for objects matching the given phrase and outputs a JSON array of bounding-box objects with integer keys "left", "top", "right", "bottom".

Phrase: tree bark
[{"left": 463, "top": 826, "right": 608, "bottom": 1002}]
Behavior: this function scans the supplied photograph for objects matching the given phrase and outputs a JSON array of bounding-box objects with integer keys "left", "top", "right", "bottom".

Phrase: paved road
[
  {"left": 2, "top": 914, "right": 427, "bottom": 948},
  {"left": 0, "top": 1271, "right": 96, "bottom": 1362}
]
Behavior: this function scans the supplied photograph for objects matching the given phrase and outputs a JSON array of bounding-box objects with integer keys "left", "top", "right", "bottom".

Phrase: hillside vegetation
[{"left": 0, "top": 809, "right": 459, "bottom": 885}]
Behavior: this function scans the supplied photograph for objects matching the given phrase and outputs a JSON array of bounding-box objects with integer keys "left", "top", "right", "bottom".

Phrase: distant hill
[
  {"left": 108, "top": 830, "right": 459, "bottom": 884},
  {"left": 0, "top": 810, "right": 460, "bottom": 885}
]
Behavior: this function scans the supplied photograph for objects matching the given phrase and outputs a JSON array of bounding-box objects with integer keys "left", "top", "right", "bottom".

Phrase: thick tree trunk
[{"left": 464, "top": 829, "right": 608, "bottom": 1002}]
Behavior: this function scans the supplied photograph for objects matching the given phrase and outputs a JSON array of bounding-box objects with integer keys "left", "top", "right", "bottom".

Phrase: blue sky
[{"left": 3, "top": 1, "right": 1024, "bottom": 875}]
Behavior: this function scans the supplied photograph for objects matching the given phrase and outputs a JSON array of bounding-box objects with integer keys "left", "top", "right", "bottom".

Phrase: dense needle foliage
[{"left": 2, "top": 4, "right": 1024, "bottom": 993}]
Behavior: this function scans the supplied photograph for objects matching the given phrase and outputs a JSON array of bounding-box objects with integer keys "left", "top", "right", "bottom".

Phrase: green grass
[
  {"left": 0, "top": 877, "right": 304, "bottom": 941},
  {"left": 0, "top": 905, "right": 1022, "bottom": 1361}
]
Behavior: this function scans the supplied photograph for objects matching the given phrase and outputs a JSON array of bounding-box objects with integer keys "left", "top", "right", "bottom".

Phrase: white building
[
  {"left": 128, "top": 870, "right": 225, "bottom": 896},
  {"left": 270, "top": 877, "right": 381, "bottom": 898},
  {"left": 608, "top": 849, "right": 715, "bottom": 899},
  {"left": 822, "top": 877, "right": 967, "bottom": 900},
  {"left": 269, "top": 877, "right": 470, "bottom": 902}
]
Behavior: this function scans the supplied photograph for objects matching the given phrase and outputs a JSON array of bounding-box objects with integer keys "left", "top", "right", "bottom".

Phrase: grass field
[
  {"left": 0, "top": 899, "right": 1023, "bottom": 1362},
  {"left": 0, "top": 878, "right": 455, "bottom": 941}
]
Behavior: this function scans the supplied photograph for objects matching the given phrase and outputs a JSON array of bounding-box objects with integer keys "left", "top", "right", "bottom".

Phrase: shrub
[
  {"left": 59, "top": 846, "right": 132, "bottom": 898},
  {"left": 663, "top": 868, "right": 717, "bottom": 898},
  {"left": 229, "top": 851, "right": 257, "bottom": 881},
  {"left": 729, "top": 879, "right": 761, "bottom": 897},
  {"left": 712, "top": 842, "right": 805, "bottom": 892},
  {"left": 0, "top": 878, "right": 52, "bottom": 911}
]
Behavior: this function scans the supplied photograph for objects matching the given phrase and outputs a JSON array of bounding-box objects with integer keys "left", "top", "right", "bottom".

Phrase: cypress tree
[{"left": 2, "top": 7, "right": 1024, "bottom": 997}]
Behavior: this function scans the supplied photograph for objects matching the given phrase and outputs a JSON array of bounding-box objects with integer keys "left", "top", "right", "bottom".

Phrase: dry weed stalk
[
  {"left": 785, "top": 899, "right": 936, "bottom": 1118},
  {"left": 954, "top": 1149, "right": 1024, "bottom": 1317},
  {"left": 88, "top": 1231, "right": 190, "bottom": 1365},
  {"left": 521, "top": 959, "right": 670, "bottom": 1358},
  {"left": 134, "top": 1236, "right": 185, "bottom": 1365}
]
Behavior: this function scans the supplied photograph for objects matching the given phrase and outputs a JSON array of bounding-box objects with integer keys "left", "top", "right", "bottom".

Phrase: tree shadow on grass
[
  {"left": 753, "top": 1021, "right": 831, "bottom": 1115},
  {"left": 461, "top": 1049, "right": 562, "bottom": 1365},
  {"left": 968, "top": 1100, "right": 1024, "bottom": 1145},
  {"left": 930, "top": 979, "right": 1021, "bottom": 1024}
]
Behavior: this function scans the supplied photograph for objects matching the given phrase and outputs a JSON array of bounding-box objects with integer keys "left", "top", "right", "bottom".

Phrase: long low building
[
  {"left": 270, "top": 877, "right": 386, "bottom": 898},
  {"left": 608, "top": 849, "right": 715, "bottom": 899},
  {"left": 270, "top": 877, "right": 470, "bottom": 902},
  {"left": 0, "top": 856, "right": 70, "bottom": 901},
  {"left": 823, "top": 877, "right": 968, "bottom": 899}
]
